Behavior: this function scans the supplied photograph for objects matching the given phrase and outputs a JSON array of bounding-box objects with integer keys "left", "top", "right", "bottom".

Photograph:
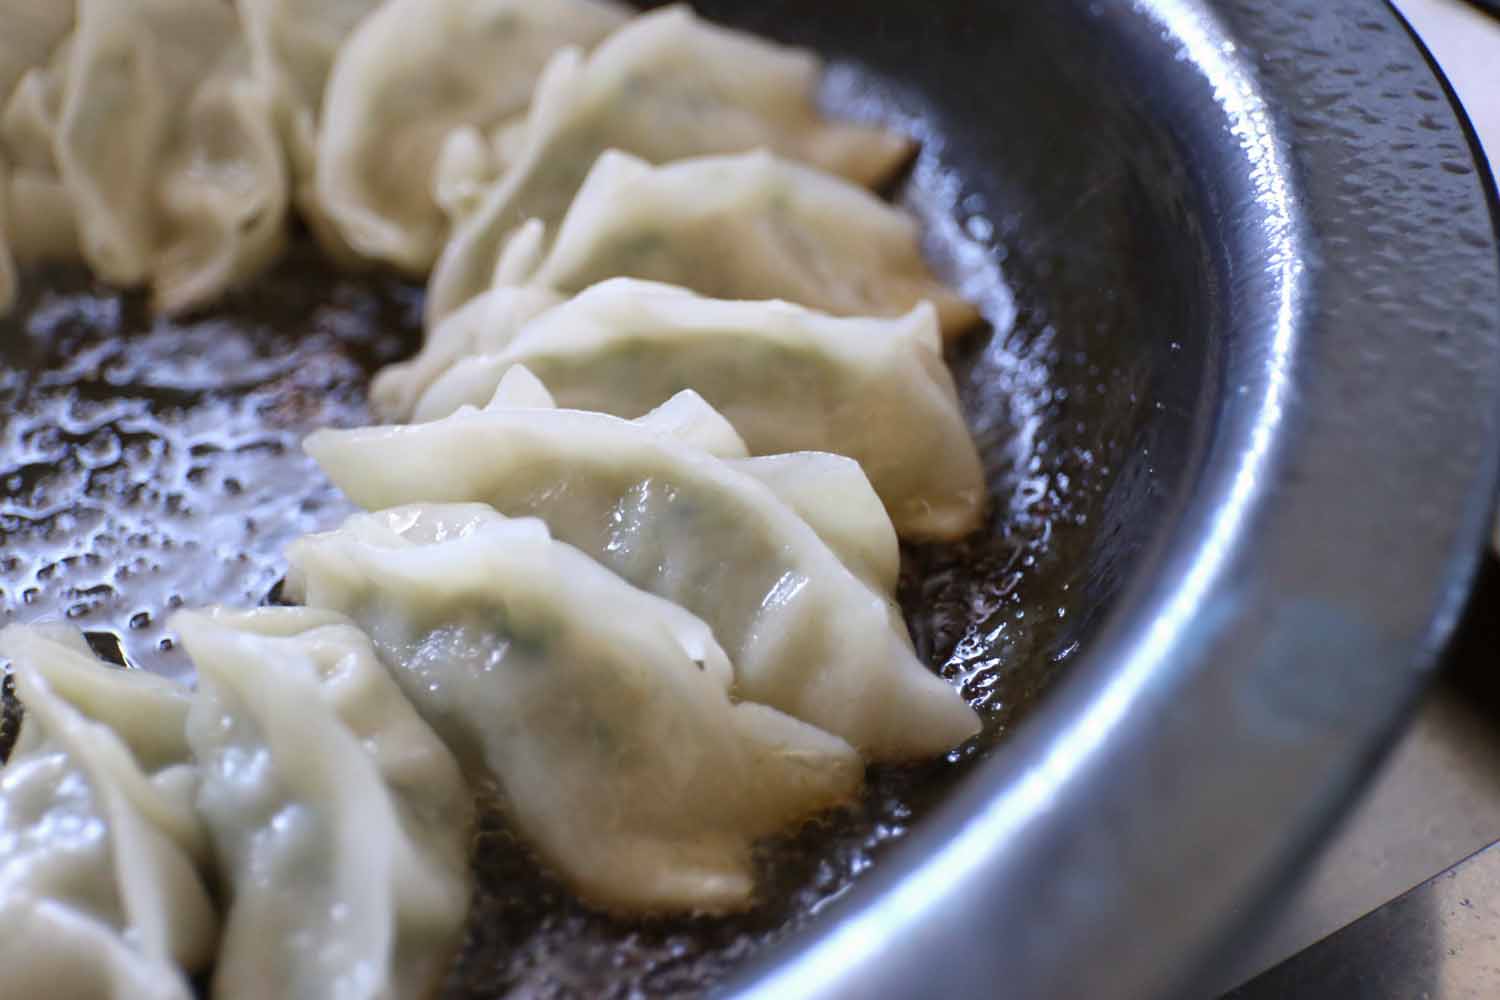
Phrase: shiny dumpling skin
[
  {"left": 174, "top": 606, "right": 473, "bottom": 1000},
  {"left": 285, "top": 504, "right": 863, "bottom": 913},
  {"left": 0, "top": 625, "right": 217, "bottom": 1000},
  {"left": 303, "top": 379, "right": 981, "bottom": 760},
  {"left": 315, "top": 0, "right": 627, "bottom": 273},
  {"left": 402, "top": 278, "right": 986, "bottom": 540},
  {"left": 2, "top": 624, "right": 195, "bottom": 773},
  {"left": 490, "top": 150, "right": 978, "bottom": 338},
  {"left": 423, "top": 4, "right": 914, "bottom": 325}
]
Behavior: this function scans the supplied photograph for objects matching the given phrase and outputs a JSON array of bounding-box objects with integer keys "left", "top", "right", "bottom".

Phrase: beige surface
[
  {"left": 1393, "top": 0, "right": 1499, "bottom": 168},
  {"left": 1217, "top": 685, "right": 1500, "bottom": 992}
]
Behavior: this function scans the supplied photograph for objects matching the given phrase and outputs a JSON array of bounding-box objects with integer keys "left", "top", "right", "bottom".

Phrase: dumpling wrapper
[
  {"left": 482, "top": 150, "right": 978, "bottom": 337},
  {"left": 304, "top": 371, "right": 980, "bottom": 760},
  {"left": 424, "top": 4, "right": 914, "bottom": 325},
  {"left": 1, "top": 47, "right": 80, "bottom": 272},
  {"left": 239, "top": 0, "right": 382, "bottom": 259},
  {"left": 382, "top": 278, "right": 986, "bottom": 539},
  {"left": 175, "top": 606, "right": 473, "bottom": 1000},
  {"left": 63, "top": 0, "right": 288, "bottom": 312},
  {"left": 315, "top": 0, "right": 626, "bottom": 273},
  {"left": 0, "top": 0, "right": 289, "bottom": 314},
  {"left": 0, "top": 1, "right": 74, "bottom": 312},
  {"left": 0, "top": 624, "right": 216, "bottom": 1000},
  {"left": 369, "top": 284, "right": 563, "bottom": 421},
  {"left": 285, "top": 503, "right": 863, "bottom": 913}
]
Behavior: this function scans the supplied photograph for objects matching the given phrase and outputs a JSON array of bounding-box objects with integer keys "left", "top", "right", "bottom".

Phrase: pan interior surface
[
  {"left": 0, "top": 9, "right": 1188, "bottom": 995},
  {"left": 2, "top": 1, "right": 1497, "bottom": 998}
]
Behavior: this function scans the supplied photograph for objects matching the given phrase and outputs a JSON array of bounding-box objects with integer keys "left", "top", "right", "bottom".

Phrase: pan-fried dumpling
[
  {"left": 424, "top": 5, "right": 914, "bottom": 324},
  {"left": 285, "top": 504, "right": 862, "bottom": 913},
  {"left": 315, "top": 0, "right": 627, "bottom": 273},
  {"left": 370, "top": 284, "right": 563, "bottom": 421},
  {"left": 239, "top": 0, "right": 381, "bottom": 257},
  {"left": 54, "top": 0, "right": 287, "bottom": 312},
  {"left": 0, "top": 3, "right": 76, "bottom": 311},
  {"left": 2, "top": 39, "right": 81, "bottom": 271},
  {"left": 0, "top": 624, "right": 216, "bottom": 1000},
  {"left": 390, "top": 279, "right": 986, "bottom": 539},
  {"left": 431, "top": 123, "right": 509, "bottom": 222},
  {"left": 304, "top": 375, "right": 980, "bottom": 759},
  {"left": 152, "top": 44, "right": 287, "bottom": 316},
  {"left": 2, "top": 0, "right": 290, "bottom": 314},
  {"left": 0, "top": 0, "right": 73, "bottom": 194},
  {"left": 485, "top": 150, "right": 978, "bottom": 337},
  {"left": 175, "top": 606, "right": 473, "bottom": 1000}
]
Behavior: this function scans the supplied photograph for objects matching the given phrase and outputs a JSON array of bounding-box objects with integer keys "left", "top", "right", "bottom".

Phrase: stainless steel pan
[{"left": 1, "top": 1, "right": 1496, "bottom": 997}]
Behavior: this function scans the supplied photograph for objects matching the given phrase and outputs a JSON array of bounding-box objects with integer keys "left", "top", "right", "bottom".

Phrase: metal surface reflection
[{"left": 728, "top": 0, "right": 1500, "bottom": 996}]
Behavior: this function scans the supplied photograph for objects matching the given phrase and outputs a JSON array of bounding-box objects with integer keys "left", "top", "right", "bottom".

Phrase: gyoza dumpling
[
  {"left": 60, "top": 0, "right": 287, "bottom": 312},
  {"left": 304, "top": 372, "right": 980, "bottom": 759},
  {"left": 1, "top": 626, "right": 197, "bottom": 773},
  {"left": 0, "top": 625, "right": 216, "bottom": 1000},
  {"left": 0, "top": 1, "right": 73, "bottom": 189},
  {"left": 239, "top": 0, "right": 382, "bottom": 256},
  {"left": 174, "top": 606, "right": 473, "bottom": 1000},
  {"left": 285, "top": 504, "right": 862, "bottom": 913},
  {"left": 485, "top": 150, "right": 978, "bottom": 337},
  {"left": 370, "top": 284, "right": 563, "bottom": 421},
  {"left": 315, "top": 0, "right": 627, "bottom": 273},
  {"left": 2, "top": 34, "right": 78, "bottom": 270},
  {"left": 151, "top": 43, "right": 286, "bottom": 316},
  {"left": 386, "top": 279, "right": 986, "bottom": 539},
  {"left": 3, "top": 0, "right": 289, "bottom": 314},
  {"left": 0, "top": 3, "right": 77, "bottom": 311},
  {"left": 424, "top": 4, "right": 914, "bottom": 324}
]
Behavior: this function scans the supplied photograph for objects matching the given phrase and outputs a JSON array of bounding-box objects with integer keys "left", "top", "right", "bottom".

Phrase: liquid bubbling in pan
[{"left": 0, "top": 68, "right": 1118, "bottom": 998}]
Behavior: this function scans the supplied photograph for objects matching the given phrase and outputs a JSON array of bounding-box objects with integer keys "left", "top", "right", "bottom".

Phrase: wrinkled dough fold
[
  {"left": 286, "top": 503, "right": 863, "bottom": 912},
  {"left": 315, "top": 0, "right": 627, "bottom": 272},
  {"left": 380, "top": 278, "right": 985, "bottom": 539},
  {"left": 305, "top": 378, "right": 981, "bottom": 759},
  {"left": 175, "top": 606, "right": 473, "bottom": 1000},
  {"left": 0, "top": 624, "right": 216, "bottom": 1000},
  {"left": 424, "top": 4, "right": 914, "bottom": 323}
]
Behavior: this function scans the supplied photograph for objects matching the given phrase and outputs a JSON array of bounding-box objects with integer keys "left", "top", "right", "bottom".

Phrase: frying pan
[
  {"left": 0, "top": 0, "right": 1497, "bottom": 998},
  {"left": 714, "top": 1, "right": 1500, "bottom": 997}
]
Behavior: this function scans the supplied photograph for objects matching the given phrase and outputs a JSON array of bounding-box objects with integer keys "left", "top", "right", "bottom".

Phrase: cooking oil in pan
[{"left": 0, "top": 118, "right": 1118, "bottom": 1000}]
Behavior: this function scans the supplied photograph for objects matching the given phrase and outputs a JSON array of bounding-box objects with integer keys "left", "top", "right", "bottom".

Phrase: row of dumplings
[
  {"left": 0, "top": 0, "right": 994, "bottom": 995},
  {"left": 0, "top": 0, "right": 971, "bottom": 330},
  {"left": 0, "top": 379, "right": 981, "bottom": 997}
]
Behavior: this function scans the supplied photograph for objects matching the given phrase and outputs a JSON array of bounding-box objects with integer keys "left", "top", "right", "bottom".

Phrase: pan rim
[{"left": 727, "top": 1, "right": 1500, "bottom": 997}]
